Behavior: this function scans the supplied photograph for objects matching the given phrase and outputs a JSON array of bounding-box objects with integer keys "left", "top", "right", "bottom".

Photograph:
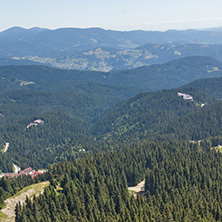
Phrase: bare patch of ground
[
  {"left": 128, "top": 179, "right": 145, "bottom": 198},
  {"left": 0, "top": 181, "right": 49, "bottom": 222},
  {"left": 2, "top": 143, "right": 9, "bottom": 153},
  {"left": 12, "top": 164, "right": 21, "bottom": 174}
]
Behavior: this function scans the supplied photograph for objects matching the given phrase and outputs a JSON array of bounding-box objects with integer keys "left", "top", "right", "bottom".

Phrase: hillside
[
  {"left": 0, "top": 112, "right": 89, "bottom": 172},
  {"left": 0, "top": 181, "right": 49, "bottom": 222},
  {"left": 2, "top": 27, "right": 222, "bottom": 71},
  {"left": 151, "top": 102, "right": 222, "bottom": 141},
  {"left": 0, "top": 65, "right": 137, "bottom": 123},
  {"left": 1, "top": 59, "right": 222, "bottom": 172},
  {"left": 0, "top": 57, "right": 221, "bottom": 123},
  {"left": 16, "top": 141, "right": 222, "bottom": 221},
  {"left": 2, "top": 35, "right": 222, "bottom": 221},
  {"left": 136, "top": 43, "right": 222, "bottom": 65},
  {"left": 94, "top": 86, "right": 218, "bottom": 142},
  {"left": 1, "top": 56, "right": 222, "bottom": 93},
  {"left": 103, "top": 56, "right": 222, "bottom": 91},
  {"left": 185, "top": 77, "right": 222, "bottom": 98},
  {"left": 2, "top": 27, "right": 222, "bottom": 57},
  {"left": 0, "top": 89, "right": 128, "bottom": 124},
  {"left": 22, "top": 43, "right": 222, "bottom": 71}
]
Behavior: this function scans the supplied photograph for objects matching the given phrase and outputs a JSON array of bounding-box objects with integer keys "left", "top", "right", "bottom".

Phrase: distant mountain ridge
[
  {"left": 184, "top": 77, "right": 222, "bottom": 99},
  {"left": 2, "top": 27, "right": 222, "bottom": 71},
  {"left": 0, "top": 56, "right": 222, "bottom": 94}
]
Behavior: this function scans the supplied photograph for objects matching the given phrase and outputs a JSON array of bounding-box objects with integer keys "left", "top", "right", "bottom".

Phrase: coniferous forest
[
  {"left": 15, "top": 141, "right": 222, "bottom": 221},
  {"left": 1, "top": 57, "right": 222, "bottom": 221}
]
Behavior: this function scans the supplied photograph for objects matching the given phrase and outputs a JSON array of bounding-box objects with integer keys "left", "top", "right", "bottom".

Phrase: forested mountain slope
[
  {"left": 185, "top": 77, "right": 222, "bottom": 99},
  {"left": 1, "top": 57, "right": 222, "bottom": 172},
  {"left": 0, "top": 56, "right": 221, "bottom": 126},
  {"left": 94, "top": 86, "right": 217, "bottom": 142},
  {"left": 2, "top": 58, "right": 222, "bottom": 221},
  {"left": 3, "top": 27, "right": 222, "bottom": 71},
  {"left": 1, "top": 56, "right": 222, "bottom": 94},
  {"left": 102, "top": 56, "right": 222, "bottom": 91},
  {"left": 3, "top": 26, "right": 222, "bottom": 221},
  {"left": 151, "top": 102, "right": 222, "bottom": 141},
  {"left": 16, "top": 141, "right": 222, "bottom": 221},
  {"left": 2, "top": 27, "right": 222, "bottom": 57},
  {"left": 0, "top": 89, "right": 126, "bottom": 124},
  {"left": 0, "top": 112, "right": 89, "bottom": 172}
]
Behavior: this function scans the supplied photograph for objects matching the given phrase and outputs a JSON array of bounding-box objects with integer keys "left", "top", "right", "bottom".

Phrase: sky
[{"left": 1, "top": 0, "right": 222, "bottom": 32}]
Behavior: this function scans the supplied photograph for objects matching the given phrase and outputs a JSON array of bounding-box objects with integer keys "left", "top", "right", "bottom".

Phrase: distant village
[{"left": 0, "top": 167, "right": 45, "bottom": 179}]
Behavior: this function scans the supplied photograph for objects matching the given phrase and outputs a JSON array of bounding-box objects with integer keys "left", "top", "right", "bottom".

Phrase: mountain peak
[{"left": 1, "top": 26, "right": 26, "bottom": 33}]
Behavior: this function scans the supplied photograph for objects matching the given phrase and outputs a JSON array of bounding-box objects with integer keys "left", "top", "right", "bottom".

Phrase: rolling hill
[
  {"left": 1, "top": 56, "right": 222, "bottom": 94},
  {"left": 184, "top": 77, "right": 222, "bottom": 99},
  {"left": 23, "top": 43, "right": 222, "bottom": 71},
  {"left": 4, "top": 26, "right": 222, "bottom": 222},
  {"left": 2, "top": 27, "right": 222, "bottom": 57},
  {"left": 2, "top": 27, "right": 222, "bottom": 71},
  {"left": 93, "top": 86, "right": 218, "bottom": 142},
  {"left": 0, "top": 111, "right": 90, "bottom": 172},
  {"left": 1, "top": 56, "right": 222, "bottom": 172}
]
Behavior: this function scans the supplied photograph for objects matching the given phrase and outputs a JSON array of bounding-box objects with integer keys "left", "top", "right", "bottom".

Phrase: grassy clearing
[
  {"left": 128, "top": 190, "right": 136, "bottom": 196},
  {"left": 0, "top": 181, "right": 49, "bottom": 222},
  {"left": 0, "top": 211, "right": 7, "bottom": 220},
  {"left": 211, "top": 146, "right": 222, "bottom": 153}
]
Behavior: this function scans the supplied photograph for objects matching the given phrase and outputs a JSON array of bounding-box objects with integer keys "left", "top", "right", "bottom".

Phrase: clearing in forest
[
  {"left": 0, "top": 181, "right": 49, "bottom": 222},
  {"left": 1, "top": 143, "right": 9, "bottom": 153},
  {"left": 128, "top": 179, "right": 145, "bottom": 198},
  {"left": 211, "top": 145, "right": 222, "bottom": 153}
]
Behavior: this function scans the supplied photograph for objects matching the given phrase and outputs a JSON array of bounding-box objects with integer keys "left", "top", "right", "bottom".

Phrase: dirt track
[{"left": 0, "top": 181, "right": 49, "bottom": 222}]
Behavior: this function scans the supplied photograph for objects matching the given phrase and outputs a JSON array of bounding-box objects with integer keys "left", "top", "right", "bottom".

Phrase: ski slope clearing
[{"left": 0, "top": 181, "right": 49, "bottom": 222}]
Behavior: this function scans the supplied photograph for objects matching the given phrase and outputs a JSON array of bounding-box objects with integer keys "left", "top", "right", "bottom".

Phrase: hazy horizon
[
  {"left": 1, "top": 25, "right": 222, "bottom": 33},
  {"left": 1, "top": 0, "right": 222, "bottom": 32}
]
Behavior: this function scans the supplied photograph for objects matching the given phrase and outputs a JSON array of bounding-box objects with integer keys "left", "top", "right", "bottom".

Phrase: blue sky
[{"left": 1, "top": 0, "right": 222, "bottom": 31}]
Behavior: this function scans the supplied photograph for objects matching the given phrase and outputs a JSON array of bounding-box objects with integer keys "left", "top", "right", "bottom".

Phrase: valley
[
  {"left": 1, "top": 27, "right": 222, "bottom": 71},
  {"left": 1, "top": 26, "right": 222, "bottom": 221},
  {"left": 0, "top": 57, "right": 222, "bottom": 173}
]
